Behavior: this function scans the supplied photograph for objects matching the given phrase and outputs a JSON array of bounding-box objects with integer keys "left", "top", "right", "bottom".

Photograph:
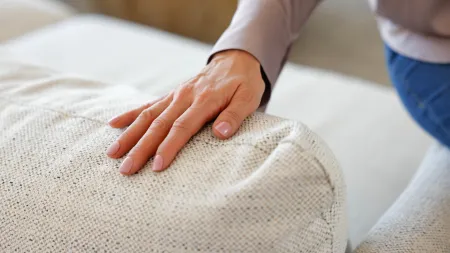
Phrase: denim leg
[{"left": 385, "top": 45, "right": 450, "bottom": 148}]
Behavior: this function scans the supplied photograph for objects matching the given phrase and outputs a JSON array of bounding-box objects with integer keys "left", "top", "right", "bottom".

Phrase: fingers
[
  {"left": 118, "top": 99, "right": 191, "bottom": 175},
  {"left": 108, "top": 96, "right": 165, "bottom": 128},
  {"left": 213, "top": 87, "right": 260, "bottom": 140},
  {"left": 106, "top": 50, "right": 267, "bottom": 176},
  {"left": 153, "top": 101, "right": 219, "bottom": 172},
  {"left": 106, "top": 96, "right": 172, "bottom": 159}
]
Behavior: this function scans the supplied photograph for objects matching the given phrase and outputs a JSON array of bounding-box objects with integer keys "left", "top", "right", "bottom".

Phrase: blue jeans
[{"left": 385, "top": 45, "right": 450, "bottom": 148}]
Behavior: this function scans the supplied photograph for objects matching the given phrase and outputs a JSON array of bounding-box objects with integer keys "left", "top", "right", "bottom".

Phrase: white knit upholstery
[
  {"left": 354, "top": 143, "right": 450, "bottom": 253},
  {"left": 0, "top": 57, "right": 347, "bottom": 252}
]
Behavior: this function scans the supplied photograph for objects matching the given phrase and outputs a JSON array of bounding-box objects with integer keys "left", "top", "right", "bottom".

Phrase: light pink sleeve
[{"left": 210, "top": 0, "right": 321, "bottom": 94}]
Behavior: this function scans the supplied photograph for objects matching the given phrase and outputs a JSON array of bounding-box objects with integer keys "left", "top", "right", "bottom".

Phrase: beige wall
[{"left": 66, "top": 0, "right": 237, "bottom": 43}]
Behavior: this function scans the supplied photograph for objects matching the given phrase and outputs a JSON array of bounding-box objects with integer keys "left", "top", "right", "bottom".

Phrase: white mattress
[{"left": 2, "top": 14, "right": 432, "bottom": 246}]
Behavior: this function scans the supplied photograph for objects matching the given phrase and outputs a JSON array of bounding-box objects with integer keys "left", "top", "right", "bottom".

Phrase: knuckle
[
  {"left": 167, "top": 90, "right": 176, "bottom": 99},
  {"left": 173, "top": 88, "right": 193, "bottom": 106},
  {"left": 222, "top": 110, "right": 241, "bottom": 125},
  {"left": 142, "top": 101, "right": 154, "bottom": 109},
  {"left": 118, "top": 129, "right": 131, "bottom": 141},
  {"left": 139, "top": 108, "right": 154, "bottom": 121},
  {"left": 117, "top": 129, "right": 136, "bottom": 145},
  {"left": 151, "top": 117, "right": 170, "bottom": 131},
  {"left": 176, "top": 84, "right": 193, "bottom": 98},
  {"left": 235, "top": 88, "right": 256, "bottom": 104},
  {"left": 172, "top": 119, "right": 192, "bottom": 135},
  {"left": 128, "top": 144, "right": 146, "bottom": 157},
  {"left": 131, "top": 144, "right": 144, "bottom": 154},
  {"left": 195, "top": 90, "right": 214, "bottom": 105}
]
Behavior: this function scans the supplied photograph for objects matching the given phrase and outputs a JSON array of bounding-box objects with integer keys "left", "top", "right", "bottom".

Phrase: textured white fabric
[
  {"left": 0, "top": 58, "right": 347, "bottom": 252},
  {"left": 2, "top": 15, "right": 433, "bottom": 246},
  {"left": 0, "top": 0, "right": 73, "bottom": 42},
  {"left": 354, "top": 143, "right": 450, "bottom": 253}
]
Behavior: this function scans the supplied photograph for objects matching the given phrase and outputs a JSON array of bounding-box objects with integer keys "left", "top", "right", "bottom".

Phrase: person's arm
[
  {"left": 211, "top": 0, "right": 322, "bottom": 96},
  {"left": 106, "top": 0, "right": 321, "bottom": 175}
]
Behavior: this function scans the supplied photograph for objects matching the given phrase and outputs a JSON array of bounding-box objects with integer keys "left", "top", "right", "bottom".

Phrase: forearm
[{"left": 210, "top": 0, "right": 321, "bottom": 91}]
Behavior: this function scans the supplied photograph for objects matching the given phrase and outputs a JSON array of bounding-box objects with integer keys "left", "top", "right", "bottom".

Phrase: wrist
[{"left": 211, "top": 50, "right": 260, "bottom": 69}]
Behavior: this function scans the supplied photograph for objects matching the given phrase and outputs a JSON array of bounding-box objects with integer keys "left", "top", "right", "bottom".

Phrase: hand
[{"left": 106, "top": 50, "right": 266, "bottom": 175}]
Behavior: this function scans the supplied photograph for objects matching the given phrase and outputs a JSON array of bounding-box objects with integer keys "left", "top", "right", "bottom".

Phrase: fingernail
[
  {"left": 106, "top": 141, "right": 120, "bottom": 156},
  {"left": 152, "top": 155, "right": 163, "bottom": 172},
  {"left": 119, "top": 157, "right": 133, "bottom": 174},
  {"left": 108, "top": 116, "right": 120, "bottom": 125},
  {"left": 215, "top": 122, "right": 232, "bottom": 137}
]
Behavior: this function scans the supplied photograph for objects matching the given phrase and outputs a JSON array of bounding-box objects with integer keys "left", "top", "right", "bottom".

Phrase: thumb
[{"left": 213, "top": 89, "right": 259, "bottom": 140}]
